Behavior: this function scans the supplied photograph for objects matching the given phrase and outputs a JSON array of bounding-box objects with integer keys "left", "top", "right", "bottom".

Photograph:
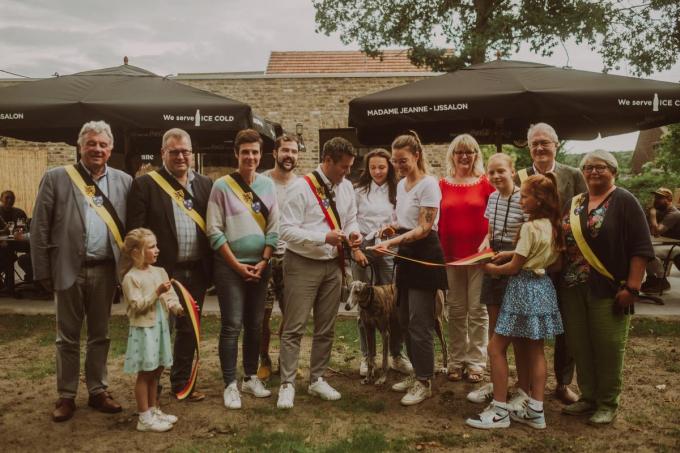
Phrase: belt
[
  {"left": 82, "top": 258, "right": 114, "bottom": 268},
  {"left": 174, "top": 260, "right": 202, "bottom": 270}
]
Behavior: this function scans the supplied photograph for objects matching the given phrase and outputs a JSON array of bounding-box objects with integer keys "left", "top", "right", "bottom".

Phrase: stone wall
[{"left": 177, "top": 74, "right": 448, "bottom": 176}]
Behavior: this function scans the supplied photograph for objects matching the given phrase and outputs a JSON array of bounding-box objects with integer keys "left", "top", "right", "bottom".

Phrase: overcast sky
[{"left": 2, "top": 0, "right": 679, "bottom": 153}]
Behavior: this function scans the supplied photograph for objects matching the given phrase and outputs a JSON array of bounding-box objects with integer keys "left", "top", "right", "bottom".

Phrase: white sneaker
[
  {"left": 241, "top": 376, "right": 272, "bottom": 398},
  {"left": 391, "top": 375, "right": 415, "bottom": 393},
  {"left": 390, "top": 355, "right": 414, "bottom": 375},
  {"left": 152, "top": 407, "right": 177, "bottom": 424},
  {"left": 400, "top": 379, "right": 432, "bottom": 406},
  {"left": 277, "top": 383, "right": 295, "bottom": 409},
  {"left": 223, "top": 382, "right": 242, "bottom": 409},
  {"left": 307, "top": 377, "right": 341, "bottom": 401},
  {"left": 137, "top": 412, "right": 173, "bottom": 432},
  {"left": 465, "top": 402, "right": 511, "bottom": 430},
  {"left": 508, "top": 387, "right": 530, "bottom": 411},
  {"left": 511, "top": 403, "right": 547, "bottom": 429},
  {"left": 467, "top": 382, "right": 494, "bottom": 404}
]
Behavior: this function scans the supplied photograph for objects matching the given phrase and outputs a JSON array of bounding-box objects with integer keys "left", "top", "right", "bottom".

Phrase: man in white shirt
[
  {"left": 258, "top": 134, "right": 300, "bottom": 379},
  {"left": 277, "top": 137, "right": 361, "bottom": 409}
]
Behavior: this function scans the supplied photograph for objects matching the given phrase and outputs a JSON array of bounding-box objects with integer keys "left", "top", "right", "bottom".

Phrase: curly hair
[{"left": 118, "top": 227, "right": 157, "bottom": 280}]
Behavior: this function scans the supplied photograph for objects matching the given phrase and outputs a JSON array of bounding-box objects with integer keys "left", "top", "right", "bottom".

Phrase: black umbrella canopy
[
  {"left": 0, "top": 63, "right": 273, "bottom": 146},
  {"left": 349, "top": 60, "right": 680, "bottom": 145}
]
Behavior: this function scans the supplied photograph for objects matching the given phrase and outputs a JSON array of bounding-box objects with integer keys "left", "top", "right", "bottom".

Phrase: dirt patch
[{"left": 0, "top": 315, "right": 678, "bottom": 452}]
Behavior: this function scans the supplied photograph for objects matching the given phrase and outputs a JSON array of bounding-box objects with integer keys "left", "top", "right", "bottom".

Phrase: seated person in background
[
  {"left": 641, "top": 187, "right": 680, "bottom": 293},
  {"left": 0, "top": 216, "right": 10, "bottom": 289},
  {"left": 0, "top": 191, "right": 32, "bottom": 283},
  {"left": 0, "top": 191, "right": 28, "bottom": 223}
]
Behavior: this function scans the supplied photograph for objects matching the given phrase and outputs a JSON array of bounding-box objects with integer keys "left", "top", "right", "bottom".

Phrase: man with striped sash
[
  {"left": 277, "top": 137, "right": 362, "bottom": 409},
  {"left": 30, "top": 121, "right": 132, "bottom": 422},
  {"left": 126, "top": 128, "right": 213, "bottom": 402}
]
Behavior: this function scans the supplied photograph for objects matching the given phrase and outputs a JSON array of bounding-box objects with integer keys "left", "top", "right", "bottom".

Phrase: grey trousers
[
  {"left": 279, "top": 251, "right": 341, "bottom": 385},
  {"left": 398, "top": 286, "right": 436, "bottom": 380},
  {"left": 55, "top": 263, "right": 115, "bottom": 399}
]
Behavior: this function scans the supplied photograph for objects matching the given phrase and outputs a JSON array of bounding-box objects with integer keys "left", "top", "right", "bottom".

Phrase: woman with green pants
[{"left": 559, "top": 150, "right": 653, "bottom": 425}]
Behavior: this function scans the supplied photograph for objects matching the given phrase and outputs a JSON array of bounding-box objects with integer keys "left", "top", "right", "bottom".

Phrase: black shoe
[{"left": 641, "top": 276, "right": 671, "bottom": 294}]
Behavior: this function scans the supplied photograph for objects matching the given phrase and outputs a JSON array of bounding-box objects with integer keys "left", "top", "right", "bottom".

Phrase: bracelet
[
  {"left": 260, "top": 256, "right": 271, "bottom": 264},
  {"left": 620, "top": 284, "right": 640, "bottom": 296}
]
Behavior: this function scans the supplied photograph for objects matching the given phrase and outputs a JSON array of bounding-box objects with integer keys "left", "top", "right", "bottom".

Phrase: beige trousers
[
  {"left": 279, "top": 251, "right": 342, "bottom": 384},
  {"left": 446, "top": 265, "right": 488, "bottom": 372}
]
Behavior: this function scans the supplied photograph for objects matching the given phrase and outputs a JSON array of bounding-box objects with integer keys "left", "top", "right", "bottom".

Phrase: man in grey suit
[
  {"left": 516, "top": 122, "right": 587, "bottom": 405},
  {"left": 30, "top": 120, "right": 132, "bottom": 422}
]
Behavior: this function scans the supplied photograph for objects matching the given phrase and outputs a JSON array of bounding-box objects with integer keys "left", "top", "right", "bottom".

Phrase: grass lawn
[{"left": 0, "top": 315, "right": 678, "bottom": 452}]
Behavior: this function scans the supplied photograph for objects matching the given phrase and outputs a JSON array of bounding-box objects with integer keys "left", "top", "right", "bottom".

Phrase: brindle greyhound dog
[{"left": 345, "top": 280, "right": 448, "bottom": 385}]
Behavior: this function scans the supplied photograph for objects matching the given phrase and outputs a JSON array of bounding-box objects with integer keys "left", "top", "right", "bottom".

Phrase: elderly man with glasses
[
  {"left": 515, "top": 122, "right": 587, "bottom": 405},
  {"left": 126, "top": 128, "right": 213, "bottom": 402}
]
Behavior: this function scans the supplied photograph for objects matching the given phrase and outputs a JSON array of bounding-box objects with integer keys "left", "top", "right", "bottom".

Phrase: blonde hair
[
  {"left": 391, "top": 130, "right": 431, "bottom": 174},
  {"left": 119, "top": 228, "right": 156, "bottom": 280},
  {"left": 446, "top": 134, "right": 485, "bottom": 177},
  {"left": 487, "top": 153, "right": 515, "bottom": 171}
]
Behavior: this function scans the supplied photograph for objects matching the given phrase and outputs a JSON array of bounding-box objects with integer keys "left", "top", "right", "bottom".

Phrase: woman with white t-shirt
[
  {"left": 352, "top": 149, "right": 412, "bottom": 378},
  {"left": 373, "top": 131, "right": 447, "bottom": 406}
]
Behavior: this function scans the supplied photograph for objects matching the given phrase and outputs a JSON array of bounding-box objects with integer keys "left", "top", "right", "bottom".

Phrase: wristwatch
[
  {"left": 620, "top": 284, "right": 640, "bottom": 296},
  {"left": 261, "top": 256, "right": 271, "bottom": 264}
]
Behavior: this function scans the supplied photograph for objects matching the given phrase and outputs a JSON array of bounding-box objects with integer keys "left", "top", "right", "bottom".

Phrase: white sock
[
  {"left": 528, "top": 398, "right": 544, "bottom": 411},
  {"left": 139, "top": 408, "right": 153, "bottom": 422},
  {"left": 492, "top": 400, "right": 509, "bottom": 412}
]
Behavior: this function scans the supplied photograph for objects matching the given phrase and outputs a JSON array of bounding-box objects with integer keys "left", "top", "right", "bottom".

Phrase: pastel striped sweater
[{"left": 206, "top": 173, "right": 279, "bottom": 263}]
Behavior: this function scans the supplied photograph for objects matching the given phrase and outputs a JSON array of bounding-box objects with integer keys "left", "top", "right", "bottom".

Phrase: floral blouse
[{"left": 561, "top": 195, "right": 612, "bottom": 287}]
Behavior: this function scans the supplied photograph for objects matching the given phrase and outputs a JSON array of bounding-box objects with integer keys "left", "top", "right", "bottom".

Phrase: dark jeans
[
  {"left": 398, "top": 286, "right": 436, "bottom": 380},
  {"left": 214, "top": 258, "right": 270, "bottom": 385},
  {"left": 169, "top": 267, "right": 208, "bottom": 393}
]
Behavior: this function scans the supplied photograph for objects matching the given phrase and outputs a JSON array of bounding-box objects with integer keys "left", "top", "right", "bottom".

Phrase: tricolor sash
[
  {"left": 171, "top": 279, "right": 201, "bottom": 400},
  {"left": 223, "top": 173, "right": 269, "bottom": 232},
  {"left": 304, "top": 171, "right": 347, "bottom": 277},
  {"left": 64, "top": 164, "right": 125, "bottom": 248},
  {"left": 304, "top": 171, "right": 342, "bottom": 230},
  {"left": 569, "top": 194, "right": 616, "bottom": 281},
  {"left": 148, "top": 169, "right": 206, "bottom": 233}
]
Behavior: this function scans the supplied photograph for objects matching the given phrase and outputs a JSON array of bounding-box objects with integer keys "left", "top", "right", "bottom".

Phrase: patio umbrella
[
  {"left": 348, "top": 59, "right": 680, "bottom": 146},
  {"left": 0, "top": 63, "right": 277, "bottom": 147}
]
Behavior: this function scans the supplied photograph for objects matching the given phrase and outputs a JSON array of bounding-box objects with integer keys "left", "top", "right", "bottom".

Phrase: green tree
[
  {"left": 653, "top": 124, "right": 680, "bottom": 174},
  {"left": 313, "top": 0, "right": 680, "bottom": 75}
]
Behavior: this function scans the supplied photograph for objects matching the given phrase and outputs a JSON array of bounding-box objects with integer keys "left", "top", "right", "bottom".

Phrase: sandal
[
  {"left": 447, "top": 368, "right": 464, "bottom": 382},
  {"left": 465, "top": 370, "right": 484, "bottom": 384}
]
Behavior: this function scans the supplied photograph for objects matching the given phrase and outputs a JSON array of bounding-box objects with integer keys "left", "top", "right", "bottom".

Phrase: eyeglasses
[
  {"left": 529, "top": 140, "right": 555, "bottom": 149},
  {"left": 582, "top": 164, "right": 610, "bottom": 174},
  {"left": 167, "top": 149, "right": 193, "bottom": 158},
  {"left": 454, "top": 150, "right": 476, "bottom": 156}
]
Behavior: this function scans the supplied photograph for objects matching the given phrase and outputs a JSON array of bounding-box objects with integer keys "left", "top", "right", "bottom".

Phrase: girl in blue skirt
[
  {"left": 120, "top": 228, "right": 184, "bottom": 433},
  {"left": 466, "top": 173, "right": 564, "bottom": 430}
]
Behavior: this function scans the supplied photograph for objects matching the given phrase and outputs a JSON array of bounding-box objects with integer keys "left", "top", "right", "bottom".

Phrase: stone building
[{"left": 1, "top": 50, "right": 448, "bottom": 214}]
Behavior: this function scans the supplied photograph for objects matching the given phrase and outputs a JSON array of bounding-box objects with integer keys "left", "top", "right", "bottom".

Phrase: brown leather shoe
[
  {"left": 88, "top": 391, "right": 122, "bottom": 413},
  {"left": 187, "top": 390, "right": 206, "bottom": 402},
  {"left": 555, "top": 385, "right": 579, "bottom": 404},
  {"left": 53, "top": 398, "right": 76, "bottom": 422}
]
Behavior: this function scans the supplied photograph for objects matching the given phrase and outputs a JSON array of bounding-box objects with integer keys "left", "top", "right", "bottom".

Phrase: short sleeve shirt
[
  {"left": 658, "top": 206, "right": 680, "bottom": 239},
  {"left": 515, "top": 219, "right": 559, "bottom": 271},
  {"left": 396, "top": 176, "right": 441, "bottom": 231}
]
